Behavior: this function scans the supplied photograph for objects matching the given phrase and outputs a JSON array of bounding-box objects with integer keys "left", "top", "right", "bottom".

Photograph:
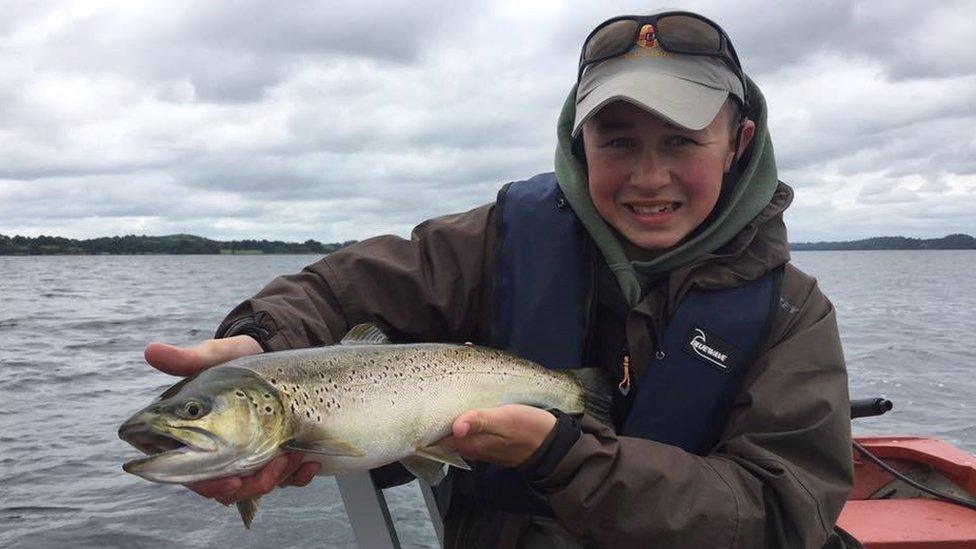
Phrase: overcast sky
[{"left": 1, "top": 0, "right": 974, "bottom": 243}]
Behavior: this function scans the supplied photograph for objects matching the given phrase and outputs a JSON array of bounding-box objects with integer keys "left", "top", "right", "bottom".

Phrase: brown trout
[{"left": 118, "top": 324, "right": 608, "bottom": 528}]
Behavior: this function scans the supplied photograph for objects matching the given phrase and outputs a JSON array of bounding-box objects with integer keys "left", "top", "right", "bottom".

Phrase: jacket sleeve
[
  {"left": 215, "top": 203, "right": 497, "bottom": 350},
  {"left": 532, "top": 265, "right": 853, "bottom": 548}
]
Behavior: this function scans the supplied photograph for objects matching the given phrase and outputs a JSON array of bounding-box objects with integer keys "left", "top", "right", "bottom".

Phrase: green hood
[{"left": 554, "top": 77, "right": 779, "bottom": 306}]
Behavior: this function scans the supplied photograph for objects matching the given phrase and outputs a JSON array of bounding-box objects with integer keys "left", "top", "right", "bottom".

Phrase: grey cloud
[
  {"left": 27, "top": 1, "right": 478, "bottom": 104},
  {"left": 856, "top": 185, "right": 920, "bottom": 205},
  {"left": 182, "top": 0, "right": 462, "bottom": 61},
  {"left": 699, "top": 0, "right": 855, "bottom": 76},
  {"left": 843, "top": 1, "right": 976, "bottom": 80}
]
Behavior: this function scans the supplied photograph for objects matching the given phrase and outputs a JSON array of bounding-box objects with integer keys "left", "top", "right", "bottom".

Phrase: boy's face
[{"left": 582, "top": 100, "right": 754, "bottom": 255}]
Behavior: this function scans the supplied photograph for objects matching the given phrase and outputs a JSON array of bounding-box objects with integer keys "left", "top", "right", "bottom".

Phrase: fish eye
[{"left": 180, "top": 400, "right": 206, "bottom": 420}]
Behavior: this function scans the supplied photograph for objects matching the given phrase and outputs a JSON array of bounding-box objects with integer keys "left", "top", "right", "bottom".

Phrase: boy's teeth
[{"left": 631, "top": 203, "right": 675, "bottom": 214}]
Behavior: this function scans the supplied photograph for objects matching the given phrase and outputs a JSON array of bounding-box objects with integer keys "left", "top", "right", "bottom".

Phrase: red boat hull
[{"left": 839, "top": 437, "right": 976, "bottom": 548}]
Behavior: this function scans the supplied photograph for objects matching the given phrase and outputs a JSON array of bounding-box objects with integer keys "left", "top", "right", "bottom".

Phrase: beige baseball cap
[{"left": 572, "top": 24, "right": 745, "bottom": 135}]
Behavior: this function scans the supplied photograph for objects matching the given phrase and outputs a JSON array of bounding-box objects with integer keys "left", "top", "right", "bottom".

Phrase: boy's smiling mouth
[{"left": 627, "top": 202, "right": 681, "bottom": 215}]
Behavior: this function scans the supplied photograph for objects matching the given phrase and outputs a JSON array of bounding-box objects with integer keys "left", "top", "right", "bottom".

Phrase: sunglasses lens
[
  {"left": 584, "top": 19, "right": 640, "bottom": 62},
  {"left": 656, "top": 15, "right": 721, "bottom": 54}
]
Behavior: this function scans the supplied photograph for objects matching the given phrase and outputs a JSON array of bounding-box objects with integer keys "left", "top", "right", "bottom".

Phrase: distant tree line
[
  {"left": 0, "top": 233, "right": 358, "bottom": 255},
  {"left": 791, "top": 233, "right": 975, "bottom": 251}
]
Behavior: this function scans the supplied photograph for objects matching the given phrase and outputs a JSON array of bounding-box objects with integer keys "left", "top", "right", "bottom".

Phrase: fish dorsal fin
[
  {"left": 340, "top": 323, "right": 392, "bottom": 345},
  {"left": 236, "top": 496, "right": 261, "bottom": 529},
  {"left": 415, "top": 444, "right": 472, "bottom": 471},
  {"left": 283, "top": 436, "right": 365, "bottom": 457}
]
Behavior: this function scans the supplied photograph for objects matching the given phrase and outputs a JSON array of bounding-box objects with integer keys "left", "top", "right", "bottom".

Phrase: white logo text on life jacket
[{"left": 683, "top": 327, "right": 738, "bottom": 370}]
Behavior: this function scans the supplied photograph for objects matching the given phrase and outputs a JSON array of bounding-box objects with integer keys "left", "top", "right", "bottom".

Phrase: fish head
[{"left": 119, "top": 366, "right": 291, "bottom": 484}]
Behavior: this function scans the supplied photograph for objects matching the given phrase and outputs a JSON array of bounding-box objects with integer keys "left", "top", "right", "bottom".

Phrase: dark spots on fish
[
  {"left": 270, "top": 378, "right": 277, "bottom": 385},
  {"left": 319, "top": 397, "right": 324, "bottom": 403},
  {"left": 235, "top": 390, "right": 246, "bottom": 398},
  {"left": 290, "top": 403, "right": 296, "bottom": 413},
  {"left": 264, "top": 394, "right": 271, "bottom": 399},
  {"left": 265, "top": 406, "right": 272, "bottom": 413},
  {"left": 306, "top": 410, "right": 311, "bottom": 418},
  {"left": 319, "top": 372, "right": 325, "bottom": 379},
  {"left": 277, "top": 368, "right": 284, "bottom": 374}
]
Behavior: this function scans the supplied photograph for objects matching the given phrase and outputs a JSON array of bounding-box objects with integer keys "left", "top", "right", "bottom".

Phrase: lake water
[{"left": 1, "top": 251, "right": 974, "bottom": 548}]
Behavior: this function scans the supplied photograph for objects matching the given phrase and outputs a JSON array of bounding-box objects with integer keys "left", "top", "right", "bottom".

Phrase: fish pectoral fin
[
  {"left": 415, "top": 444, "right": 472, "bottom": 471},
  {"left": 283, "top": 436, "right": 365, "bottom": 457},
  {"left": 236, "top": 496, "right": 261, "bottom": 529},
  {"left": 400, "top": 455, "right": 447, "bottom": 485},
  {"left": 340, "top": 323, "right": 392, "bottom": 345}
]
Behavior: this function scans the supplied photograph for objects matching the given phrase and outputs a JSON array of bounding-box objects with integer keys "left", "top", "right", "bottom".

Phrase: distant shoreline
[
  {"left": 1, "top": 233, "right": 972, "bottom": 255},
  {"left": 790, "top": 234, "right": 974, "bottom": 251},
  {"left": 0, "top": 233, "right": 357, "bottom": 256}
]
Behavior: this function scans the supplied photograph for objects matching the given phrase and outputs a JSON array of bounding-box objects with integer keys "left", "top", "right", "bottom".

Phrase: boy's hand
[
  {"left": 142, "top": 336, "right": 320, "bottom": 504},
  {"left": 438, "top": 404, "right": 556, "bottom": 468}
]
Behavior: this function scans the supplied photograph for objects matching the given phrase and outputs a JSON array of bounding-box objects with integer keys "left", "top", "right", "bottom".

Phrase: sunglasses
[{"left": 577, "top": 12, "right": 748, "bottom": 111}]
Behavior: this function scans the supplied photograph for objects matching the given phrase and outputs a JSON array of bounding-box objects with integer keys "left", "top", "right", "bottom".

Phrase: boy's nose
[{"left": 630, "top": 150, "right": 670, "bottom": 190}]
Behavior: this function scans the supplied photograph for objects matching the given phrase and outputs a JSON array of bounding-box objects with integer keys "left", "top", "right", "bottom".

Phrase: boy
[{"left": 147, "top": 10, "right": 853, "bottom": 548}]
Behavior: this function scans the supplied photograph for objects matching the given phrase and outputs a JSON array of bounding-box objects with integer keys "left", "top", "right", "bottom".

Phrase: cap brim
[{"left": 573, "top": 69, "right": 729, "bottom": 136}]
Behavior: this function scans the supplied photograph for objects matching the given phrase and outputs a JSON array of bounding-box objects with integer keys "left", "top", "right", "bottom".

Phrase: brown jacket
[{"left": 216, "top": 182, "right": 853, "bottom": 548}]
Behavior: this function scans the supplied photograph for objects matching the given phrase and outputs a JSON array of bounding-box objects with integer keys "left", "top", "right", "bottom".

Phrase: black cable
[{"left": 852, "top": 440, "right": 976, "bottom": 511}]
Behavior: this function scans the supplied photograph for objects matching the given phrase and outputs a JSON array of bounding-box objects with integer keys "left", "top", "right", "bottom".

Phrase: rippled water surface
[{"left": 1, "top": 251, "right": 974, "bottom": 548}]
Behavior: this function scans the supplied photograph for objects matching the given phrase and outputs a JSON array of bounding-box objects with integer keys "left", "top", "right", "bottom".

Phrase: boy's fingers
[
  {"left": 222, "top": 454, "right": 296, "bottom": 504},
  {"left": 194, "top": 336, "right": 263, "bottom": 368},
  {"left": 239, "top": 456, "right": 289, "bottom": 499},
  {"left": 144, "top": 342, "right": 206, "bottom": 377},
  {"left": 186, "top": 477, "right": 242, "bottom": 499},
  {"left": 275, "top": 453, "right": 307, "bottom": 485},
  {"left": 280, "top": 462, "right": 320, "bottom": 487},
  {"left": 144, "top": 336, "right": 262, "bottom": 377},
  {"left": 453, "top": 409, "right": 490, "bottom": 438}
]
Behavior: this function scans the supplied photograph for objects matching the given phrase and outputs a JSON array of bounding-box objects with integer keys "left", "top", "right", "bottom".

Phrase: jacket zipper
[{"left": 618, "top": 345, "right": 631, "bottom": 396}]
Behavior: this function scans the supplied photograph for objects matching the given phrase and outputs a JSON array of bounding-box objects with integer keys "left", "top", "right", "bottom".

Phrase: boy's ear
[{"left": 725, "top": 119, "right": 756, "bottom": 171}]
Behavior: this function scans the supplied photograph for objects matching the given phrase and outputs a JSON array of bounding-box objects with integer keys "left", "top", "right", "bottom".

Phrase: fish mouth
[{"left": 119, "top": 423, "right": 219, "bottom": 473}]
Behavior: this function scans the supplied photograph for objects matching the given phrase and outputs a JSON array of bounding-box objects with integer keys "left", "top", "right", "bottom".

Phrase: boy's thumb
[{"left": 145, "top": 336, "right": 261, "bottom": 377}]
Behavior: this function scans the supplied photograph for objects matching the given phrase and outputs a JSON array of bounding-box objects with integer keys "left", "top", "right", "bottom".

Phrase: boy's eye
[
  {"left": 666, "top": 135, "right": 698, "bottom": 147},
  {"left": 603, "top": 137, "right": 636, "bottom": 148}
]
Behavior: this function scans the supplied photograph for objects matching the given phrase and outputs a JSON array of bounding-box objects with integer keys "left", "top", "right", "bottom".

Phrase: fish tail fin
[
  {"left": 567, "top": 367, "right": 614, "bottom": 427},
  {"left": 236, "top": 496, "right": 261, "bottom": 529}
]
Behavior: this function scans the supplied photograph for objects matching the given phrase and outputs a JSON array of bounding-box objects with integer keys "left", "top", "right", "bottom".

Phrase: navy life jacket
[{"left": 480, "top": 172, "right": 781, "bottom": 515}]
